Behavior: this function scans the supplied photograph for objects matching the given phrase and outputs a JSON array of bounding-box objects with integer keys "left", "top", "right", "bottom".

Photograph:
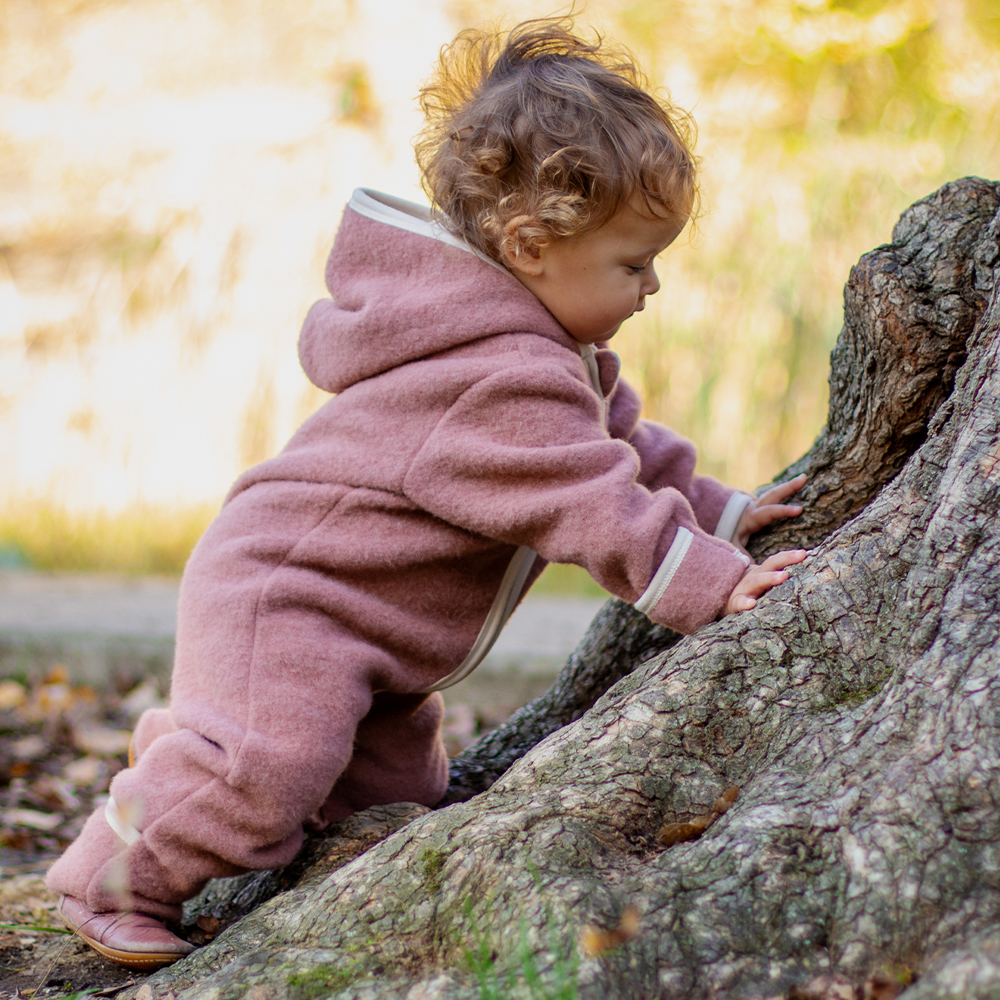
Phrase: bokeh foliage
[
  {"left": 0, "top": 0, "right": 997, "bottom": 576},
  {"left": 605, "top": 0, "right": 1000, "bottom": 485}
]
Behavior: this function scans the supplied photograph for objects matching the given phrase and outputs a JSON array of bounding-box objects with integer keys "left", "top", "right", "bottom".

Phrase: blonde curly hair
[{"left": 416, "top": 17, "right": 698, "bottom": 267}]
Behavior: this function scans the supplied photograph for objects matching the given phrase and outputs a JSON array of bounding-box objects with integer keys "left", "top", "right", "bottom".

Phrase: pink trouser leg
[
  {"left": 314, "top": 691, "right": 449, "bottom": 824},
  {"left": 46, "top": 691, "right": 448, "bottom": 918}
]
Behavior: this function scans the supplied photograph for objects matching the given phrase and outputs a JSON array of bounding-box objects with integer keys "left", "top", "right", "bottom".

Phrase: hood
[{"left": 298, "top": 189, "right": 570, "bottom": 394}]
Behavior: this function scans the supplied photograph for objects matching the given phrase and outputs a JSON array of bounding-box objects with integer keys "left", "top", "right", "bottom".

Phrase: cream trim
[
  {"left": 419, "top": 545, "right": 538, "bottom": 693},
  {"left": 105, "top": 796, "right": 141, "bottom": 846},
  {"left": 578, "top": 342, "right": 607, "bottom": 424},
  {"left": 635, "top": 527, "right": 693, "bottom": 615},
  {"left": 714, "top": 492, "right": 753, "bottom": 543},
  {"left": 347, "top": 189, "right": 510, "bottom": 275}
]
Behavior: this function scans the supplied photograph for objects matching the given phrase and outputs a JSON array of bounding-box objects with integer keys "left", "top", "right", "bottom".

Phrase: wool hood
[{"left": 298, "top": 189, "right": 570, "bottom": 395}]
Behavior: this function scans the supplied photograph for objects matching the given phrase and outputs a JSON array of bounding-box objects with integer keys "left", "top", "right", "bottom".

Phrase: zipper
[{"left": 417, "top": 343, "right": 605, "bottom": 693}]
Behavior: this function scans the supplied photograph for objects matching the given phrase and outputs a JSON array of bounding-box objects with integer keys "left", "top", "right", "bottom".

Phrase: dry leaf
[
  {"left": 658, "top": 808, "right": 715, "bottom": 845},
  {"left": 120, "top": 679, "right": 165, "bottom": 719},
  {"left": 1, "top": 808, "right": 62, "bottom": 831},
  {"left": 658, "top": 786, "right": 742, "bottom": 846},
  {"left": 73, "top": 725, "right": 132, "bottom": 756},
  {"left": 62, "top": 755, "right": 105, "bottom": 788},
  {"left": 30, "top": 774, "right": 80, "bottom": 811},
  {"left": 713, "top": 786, "right": 740, "bottom": 814},
  {"left": 11, "top": 735, "right": 47, "bottom": 761},
  {"left": 656, "top": 821, "right": 706, "bottom": 847},
  {"left": 0, "top": 680, "right": 26, "bottom": 711},
  {"left": 579, "top": 904, "right": 640, "bottom": 957},
  {"left": 20, "top": 668, "right": 97, "bottom": 722}
]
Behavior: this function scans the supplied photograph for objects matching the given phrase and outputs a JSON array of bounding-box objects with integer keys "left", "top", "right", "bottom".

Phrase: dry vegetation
[
  {"left": 0, "top": 668, "right": 525, "bottom": 996},
  {"left": 0, "top": 0, "right": 998, "bottom": 575}
]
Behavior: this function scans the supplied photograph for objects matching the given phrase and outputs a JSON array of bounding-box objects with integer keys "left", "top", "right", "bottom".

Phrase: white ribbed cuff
[
  {"left": 105, "top": 796, "right": 141, "bottom": 846},
  {"left": 635, "top": 527, "right": 693, "bottom": 615},
  {"left": 714, "top": 492, "right": 753, "bottom": 543}
]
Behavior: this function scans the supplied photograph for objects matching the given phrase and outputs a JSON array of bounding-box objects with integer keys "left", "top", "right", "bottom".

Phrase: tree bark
[{"left": 132, "top": 177, "right": 1000, "bottom": 1000}]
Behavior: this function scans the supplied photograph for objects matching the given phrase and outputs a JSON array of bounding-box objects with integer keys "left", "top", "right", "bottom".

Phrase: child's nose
[{"left": 642, "top": 265, "right": 661, "bottom": 297}]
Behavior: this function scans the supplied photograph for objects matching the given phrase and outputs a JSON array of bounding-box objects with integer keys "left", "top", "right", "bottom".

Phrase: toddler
[{"left": 49, "top": 18, "right": 806, "bottom": 968}]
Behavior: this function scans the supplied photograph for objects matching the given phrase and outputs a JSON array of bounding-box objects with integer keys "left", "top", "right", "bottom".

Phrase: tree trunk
[{"left": 132, "top": 177, "right": 1000, "bottom": 1000}]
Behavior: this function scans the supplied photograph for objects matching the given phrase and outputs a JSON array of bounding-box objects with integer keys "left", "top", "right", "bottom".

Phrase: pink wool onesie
[{"left": 47, "top": 189, "right": 753, "bottom": 920}]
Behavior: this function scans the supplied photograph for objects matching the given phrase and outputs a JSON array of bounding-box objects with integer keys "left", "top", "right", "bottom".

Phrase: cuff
[
  {"left": 635, "top": 529, "right": 750, "bottom": 634},
  {"left": 714, "top": 492, "right": 753, "bottom": 543}
]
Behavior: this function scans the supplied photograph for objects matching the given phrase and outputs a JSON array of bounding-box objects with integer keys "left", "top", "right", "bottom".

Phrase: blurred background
[{"left": 1, "top": 0, "right": 998, "bottom": 578}]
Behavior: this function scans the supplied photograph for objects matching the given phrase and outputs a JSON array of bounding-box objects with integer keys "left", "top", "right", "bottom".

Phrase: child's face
[{"left": 506, "top": 201, "right": 684, "bottom": 344}]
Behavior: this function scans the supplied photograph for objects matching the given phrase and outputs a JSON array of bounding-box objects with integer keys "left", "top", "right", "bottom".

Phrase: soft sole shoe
[{"left": 58, "top": 894, "right": 195, "bottom": 970}]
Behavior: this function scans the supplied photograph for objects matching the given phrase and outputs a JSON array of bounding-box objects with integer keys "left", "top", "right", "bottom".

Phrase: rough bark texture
[{"left": 125, "top": 178, "right": 1000, "bottom": 1000}]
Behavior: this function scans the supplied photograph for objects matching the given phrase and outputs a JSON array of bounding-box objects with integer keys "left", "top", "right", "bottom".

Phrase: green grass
[
  {"left": 0, "top": 502, "right": 217, "bottom": 575},
  {"left": 463, "top": 900, "right": 580, "bottom": 1000},
  {"left": 531, "top": 563, "right": 610, "bottom": 599},
  {"left": 286, "top": 965, "right": 358, "bottom": 999}
]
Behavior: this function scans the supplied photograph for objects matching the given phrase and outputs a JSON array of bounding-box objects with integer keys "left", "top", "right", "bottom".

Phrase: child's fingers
[
  {"left": 741, "top": 569, "right": 792, "bottom": 597},
  {"left": 726, "top": 548, "right": 807, "bottom": 615},
  {"left": 759, "top": 549, "right": 807, "bottom": 571},
  {"left": 757, "top": 473, "right": 807, "bottom": 506},
  {"left": 747, "top": 503, "right": 803, "bottom": 530}
]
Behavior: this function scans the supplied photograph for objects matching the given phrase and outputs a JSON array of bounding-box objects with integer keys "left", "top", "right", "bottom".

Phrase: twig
[
  {"left": 0, "top": 861, "right": 54, "bottom": 876},
  {"left": 91, "top": 980, "right": 137, "bottom": 997},
  {"left": 27, "top": 929, "right": 73, "bottom": 998}
]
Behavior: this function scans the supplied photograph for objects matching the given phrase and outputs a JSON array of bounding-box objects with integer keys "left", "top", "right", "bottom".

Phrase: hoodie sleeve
[
  {"left": 606, "top": 376, "right": 753, "bottom": 545},
  {"left": 402, "top": 361, "right": 749, "bottom": 634}
]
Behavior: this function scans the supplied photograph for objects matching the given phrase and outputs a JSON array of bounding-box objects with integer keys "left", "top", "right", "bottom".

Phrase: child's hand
[
  {"left": 735, "top": 473, "right": 807, "bottom": 548},
  {"left": 725, "top": 549, "right": 807, "bottom": 615}
]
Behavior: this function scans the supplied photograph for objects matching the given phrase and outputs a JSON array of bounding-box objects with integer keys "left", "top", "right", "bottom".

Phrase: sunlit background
[{"left": 1, "top": 0, "right": 998, "bottom": 575}]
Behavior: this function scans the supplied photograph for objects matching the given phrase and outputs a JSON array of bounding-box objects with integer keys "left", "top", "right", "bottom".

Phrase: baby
[{"left": 49, "top": 18, "right": 806, "bottom": 968}]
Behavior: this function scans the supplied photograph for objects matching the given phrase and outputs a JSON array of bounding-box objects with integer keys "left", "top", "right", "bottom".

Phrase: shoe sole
[{"left": 61, "top": 915, "right": 190, "bottom": 971}]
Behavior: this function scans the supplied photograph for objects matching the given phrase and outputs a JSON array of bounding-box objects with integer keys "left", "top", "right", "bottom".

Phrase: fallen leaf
[
  {"left": 31, "top": 774, "right": 80, "bottom": 811},
  {"left": 659, "top": 808, "right": 715, "bottom": 844},
  {"left": 120, "top": 680, "right": 164, "bottom": 720},
  {"left": 46, "top": 665, "right": 69, "bottom": 685},
  {"left": 62, "top": 755, "right": 105, "bottom": 788},
  {"left": 579, "top": 904, "right": 640, "bottom": 957},
  {"left": 11, "top": 735, "right": 47, "bottom": 761},
  {"left": 0, "top": 680, "right": 26, "bottom": 711},
  {"left": 1, "top": 808, "right": 62, "bottom": 832},
  {"left": 73, "top": 725, "right": 132, "bottom": 757},
  {"left": 714, "top": 786, "right": 740, "bottom": 814}
]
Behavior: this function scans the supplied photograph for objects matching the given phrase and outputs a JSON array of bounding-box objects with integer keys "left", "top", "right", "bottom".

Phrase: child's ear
[{"left": 501, "top": 218, "right": 545, "bottom": 277}]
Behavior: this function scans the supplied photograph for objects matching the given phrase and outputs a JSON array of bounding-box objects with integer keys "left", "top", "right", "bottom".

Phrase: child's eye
[{"left": 627, "top": 264, "right": 646, "bottom": 275}]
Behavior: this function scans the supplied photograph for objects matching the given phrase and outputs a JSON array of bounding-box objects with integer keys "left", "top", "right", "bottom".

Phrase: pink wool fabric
[{"left": 47, "top": 197, "right": 749, "bottom": 916}]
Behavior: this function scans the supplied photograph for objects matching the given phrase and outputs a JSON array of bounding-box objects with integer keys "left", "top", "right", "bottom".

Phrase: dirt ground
[{"left": 0, "top": 668, "right": 536, "bottom": 998}]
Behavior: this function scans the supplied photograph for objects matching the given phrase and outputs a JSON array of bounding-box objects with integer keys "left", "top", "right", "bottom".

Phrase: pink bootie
[{"left": 58, "top": 895, "right": 195, "bottom": 970}]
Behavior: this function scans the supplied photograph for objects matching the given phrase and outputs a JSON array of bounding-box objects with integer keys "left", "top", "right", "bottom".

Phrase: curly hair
[{"left": 415, "top": 17, "right": 698, "bottom": 267}]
